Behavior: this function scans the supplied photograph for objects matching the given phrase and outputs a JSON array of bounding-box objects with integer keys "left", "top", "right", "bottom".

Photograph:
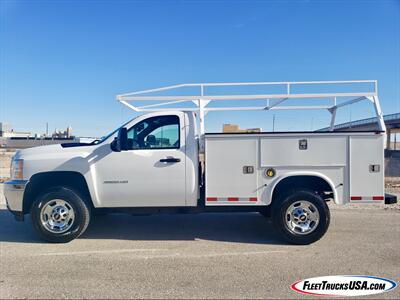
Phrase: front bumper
[{"left": 3, "top": 180, "right": 28, "bottom": 221}]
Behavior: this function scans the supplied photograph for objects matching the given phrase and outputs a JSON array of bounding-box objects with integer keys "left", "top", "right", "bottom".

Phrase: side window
[{"left": 127, "top": 115, "right": 180, "bottom": 150}]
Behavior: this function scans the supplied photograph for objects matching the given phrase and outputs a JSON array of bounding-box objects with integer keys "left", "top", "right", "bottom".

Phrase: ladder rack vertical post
[
  {"left": 329, "top": 108, "right": 337, "bottom": 131},
  {"left": 371, "top": 96, "right": 386, "bottom": 132},
  {"left": 199, "top": 99, "right": 205, "bottom": 153}
]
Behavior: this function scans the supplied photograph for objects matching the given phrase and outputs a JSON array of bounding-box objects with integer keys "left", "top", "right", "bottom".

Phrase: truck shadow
[
  {"left": 0, "top": 209, "right": 39, "bottom": 243},
  {"left": 0, "top": 209, "right": 288, "bottom": 245}
]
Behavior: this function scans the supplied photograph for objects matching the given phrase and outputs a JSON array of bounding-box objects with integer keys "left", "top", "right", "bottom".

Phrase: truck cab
[{"left": 87, "top": 111, "right": 199, "bottom": 208}]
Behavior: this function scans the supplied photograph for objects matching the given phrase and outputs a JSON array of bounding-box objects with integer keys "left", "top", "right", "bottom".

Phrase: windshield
[{"left": 93, "top": 117, "right": 136, "bottom": 145}]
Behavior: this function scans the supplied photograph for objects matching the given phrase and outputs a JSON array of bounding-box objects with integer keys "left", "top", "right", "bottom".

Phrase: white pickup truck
[{"left": 4, "top": 80, "right": 397, "bottom": 244}]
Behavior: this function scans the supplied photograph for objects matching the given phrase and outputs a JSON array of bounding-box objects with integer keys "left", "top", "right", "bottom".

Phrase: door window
[{"left": 127, "top": 115, "right": 180, "bottom": 150}]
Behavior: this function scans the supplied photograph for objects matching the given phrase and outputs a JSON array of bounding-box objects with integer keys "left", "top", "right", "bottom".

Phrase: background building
[
  {"left": 223, "top": 124, "right": 261, "bottom": 133},
  {"left": 52, "top": 126, "right": 73, "bottom": 139},
  {"left": 0, "top": 123, "right": 80, "bottom": 149},
  {"left": 0, "top": 122, "right": 31, "bottom": 138}
]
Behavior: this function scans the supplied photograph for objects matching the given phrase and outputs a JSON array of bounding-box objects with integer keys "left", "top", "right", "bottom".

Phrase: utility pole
[{"left": 46, "top": 122, "right": 48, "bottom": 137}]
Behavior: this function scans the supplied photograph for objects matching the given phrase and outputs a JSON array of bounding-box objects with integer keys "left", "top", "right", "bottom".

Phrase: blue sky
[{"left": 1, "top": 0, "right": 399, "bottom": 137}]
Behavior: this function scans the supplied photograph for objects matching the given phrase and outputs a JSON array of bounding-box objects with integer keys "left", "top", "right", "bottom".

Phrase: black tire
[
  {"left": 272, "top": 189, "right": 330, "bottom": 245},
  {"left": 30, "top": 187, "right": 91, "bottom": 243}
]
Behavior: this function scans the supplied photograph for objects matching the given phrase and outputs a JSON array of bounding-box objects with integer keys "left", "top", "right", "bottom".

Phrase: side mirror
[{"left": 110, "top": 127, "right": 128, "bottom": 152}]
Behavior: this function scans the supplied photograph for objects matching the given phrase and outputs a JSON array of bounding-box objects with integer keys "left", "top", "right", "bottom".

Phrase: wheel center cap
[
  {"left": 51, "top": 206, "right": 69, "bottom": 221},
  {"left": 299, "top": 215, "right": 307, "bottom": 222}
]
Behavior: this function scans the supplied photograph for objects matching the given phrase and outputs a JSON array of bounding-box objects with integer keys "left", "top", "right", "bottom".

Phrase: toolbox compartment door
[
  {"left": 349, "top": 135, "right": 385, "bottom": 202},
  {"left": 205, "top": 137, "right": 258, "bottom": 205}
]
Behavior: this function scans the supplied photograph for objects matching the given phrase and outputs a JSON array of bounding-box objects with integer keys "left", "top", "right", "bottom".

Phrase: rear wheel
[
  {"left": 30, "top": 187, "right": 91, "bottom": 243},
  {"left": 272, "top": 189, "right": 330, "bottom": 245}
]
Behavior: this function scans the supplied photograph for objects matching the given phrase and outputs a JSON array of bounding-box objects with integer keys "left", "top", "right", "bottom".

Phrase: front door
[{"left": 94, "top": 113, "right": 186, "bottom": 207}]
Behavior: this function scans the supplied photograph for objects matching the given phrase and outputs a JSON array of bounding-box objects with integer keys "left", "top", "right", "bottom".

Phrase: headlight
[{"left": 10, "top": 159, "right": 24, "bottom": 180}]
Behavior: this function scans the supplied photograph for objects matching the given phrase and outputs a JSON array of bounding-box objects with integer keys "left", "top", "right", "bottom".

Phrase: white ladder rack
[{"left": 117, "top": 80, "right": 385, "bottom": 139}]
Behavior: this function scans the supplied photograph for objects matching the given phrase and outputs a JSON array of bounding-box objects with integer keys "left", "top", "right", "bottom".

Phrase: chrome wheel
[
  {"left": 40, "top": 199, "right": 75, "bottom": 234},
  {"left": 285, "top": 200, "right": 319, "bottom": 235}
]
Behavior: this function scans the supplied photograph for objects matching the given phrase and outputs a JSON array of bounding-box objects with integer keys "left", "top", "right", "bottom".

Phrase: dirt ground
[{"left": 0, "top": 149, "right": 14, "bottom": 181}]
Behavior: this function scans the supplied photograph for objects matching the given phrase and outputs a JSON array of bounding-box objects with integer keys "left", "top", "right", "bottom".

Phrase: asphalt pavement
[{"left": 0, "top": 198, "right": 399, "bottom": 299}]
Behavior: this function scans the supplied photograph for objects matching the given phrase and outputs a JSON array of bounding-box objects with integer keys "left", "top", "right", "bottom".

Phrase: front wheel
[
  {"left": 30, "top": 187, "right": 91, "bottom": 243},
  {"left": 272, "top": 190, "right": 330, "bottom": 245}
]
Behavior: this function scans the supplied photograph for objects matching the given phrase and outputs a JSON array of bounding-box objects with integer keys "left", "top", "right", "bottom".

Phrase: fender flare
[
  {"left": 267, "top": 171, "right": 339, "bottom": 205},
  {"left": 22, "top": 171, "right": 96, "bottom": 214}
]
